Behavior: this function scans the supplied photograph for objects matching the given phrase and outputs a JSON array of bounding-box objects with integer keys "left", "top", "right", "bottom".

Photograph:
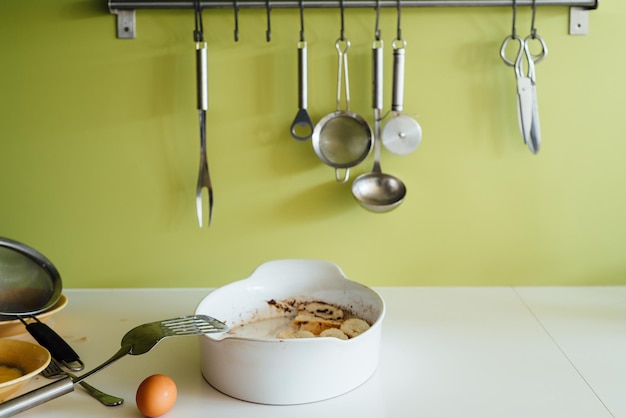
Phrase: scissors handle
[
  {"left": 524, "top": 34, "right": 548, "bottom": 64},
  {"left": 500, "top": 34, "right": 523, "bottom": 67},
  {"left": 501, "top": 33, "right": 548, "bottom": 68}
]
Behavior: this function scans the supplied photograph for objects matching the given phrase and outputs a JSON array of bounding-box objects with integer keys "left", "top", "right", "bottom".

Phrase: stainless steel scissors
[{"left": 500, "top": 33, "right": 547, "bottom": 154}]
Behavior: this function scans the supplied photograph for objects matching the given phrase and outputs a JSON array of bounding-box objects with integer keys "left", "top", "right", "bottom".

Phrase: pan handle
[{"left": 21, "top": 317, "right": 84, "bottom": 371}]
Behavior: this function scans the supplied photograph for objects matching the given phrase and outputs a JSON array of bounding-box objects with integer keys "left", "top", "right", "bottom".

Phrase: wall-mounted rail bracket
[
  {"left": 113, "top": 9, "right": 136, "bottom": 39},
  {"left": 109, "top": 0, "right": 599, "bottom": 40},
  {"left": 569, "top": 6, "right": 589, "bottom": 35}
]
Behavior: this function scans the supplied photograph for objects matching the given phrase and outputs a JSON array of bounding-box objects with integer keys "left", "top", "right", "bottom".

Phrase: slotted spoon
[{"left": 0, "top": 315, "right": 228, "bottom": 417}]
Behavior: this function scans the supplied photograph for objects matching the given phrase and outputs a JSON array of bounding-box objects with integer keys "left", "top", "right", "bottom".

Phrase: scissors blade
[
  {"left": 516, "top": 76, "right": 533, "bottom": 146},
  {"left": 527, "top": 82, "right": 541, "bottom": 154}
]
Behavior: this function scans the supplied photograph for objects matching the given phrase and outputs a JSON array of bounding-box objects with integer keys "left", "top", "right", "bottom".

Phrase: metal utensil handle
[
  {"left": 335, "top": 40, "right": 343, "bottom": 111},
  {"left": 343, "top": 43, "right": 350, "bottom": 111},
  {"left": 335, "top": 38, "right": 350, "bottom": 111},
  {"left": 372, "top": 41, "right": 383, "bottom": 174},
  {"left": 391, "top": 44, "right": 405, "bottom": 112},
  {"left": 196, "top": 42, "right": 208, "bottom": 111},
  {"left": 298, "top": 41, "right": 307, "bottom": 109},
  {"left": 70, "top": 377, "right": 124, "bottom": 407},
  {"left": 372, "top": 41, "right": 383, "bottom": 111},
  {"left": 42, "top": 359, "right": 123, "bottom": 406},
  {"left": 47, "top": 361, "right": 124, "bottom": 406},
  {"left": 0, "top": 377, "right": 74, "bottom": 418}
]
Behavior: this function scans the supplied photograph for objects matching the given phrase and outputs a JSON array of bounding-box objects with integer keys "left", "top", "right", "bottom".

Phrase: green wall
[{"left": 1, "top": 1, "right": 624, "bottom": 288}]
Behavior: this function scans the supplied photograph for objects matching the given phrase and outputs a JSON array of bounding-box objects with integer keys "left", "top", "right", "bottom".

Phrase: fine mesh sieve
[
  {"left": 0, "top": 238, "right": 61, "bottom": 316},
  {"left": 312, "top": 38, "right": 372, "bottom": 184}
]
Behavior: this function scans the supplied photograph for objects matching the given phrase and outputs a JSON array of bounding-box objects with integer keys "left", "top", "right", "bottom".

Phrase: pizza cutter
[{"left": 381, "top": 38, "right": 422, "bottom": 155}]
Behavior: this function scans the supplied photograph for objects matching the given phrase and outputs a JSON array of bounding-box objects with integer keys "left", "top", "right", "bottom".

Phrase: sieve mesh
[
  {"left": 317, "top": 115, "right": 371, "bottom": 167},
  {"left": 0, "top": 239, "right": 60, "bottom": 317}
]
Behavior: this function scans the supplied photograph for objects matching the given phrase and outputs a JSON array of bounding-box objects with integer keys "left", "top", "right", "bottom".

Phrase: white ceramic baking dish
[{"left": 194, "top": 259, "right": 385, "bottom": 405}]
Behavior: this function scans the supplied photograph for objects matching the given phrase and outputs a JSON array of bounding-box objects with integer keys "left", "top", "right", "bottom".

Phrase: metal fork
[
  {"left": 195, "top": 5, "right": 213, "bottom": 228},
  {"left": 0, "top": 315, "right": 228, "bottom": 417},
  {"left": 41, "top": 359, "right": 123, "bottom": 407}
]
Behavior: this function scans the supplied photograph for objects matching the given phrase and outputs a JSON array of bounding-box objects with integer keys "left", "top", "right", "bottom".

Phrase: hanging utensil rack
[{"left": 109, "top": 0, "right": 598, "bottom": 39}]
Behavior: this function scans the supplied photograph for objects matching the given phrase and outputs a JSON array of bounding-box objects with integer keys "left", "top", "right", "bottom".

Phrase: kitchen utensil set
[
  {"left": 309, "top": 0, "right": 416, "bottom": 212},
  {"left": 179, "top": 0, "right": 547, "bottom": 223}
]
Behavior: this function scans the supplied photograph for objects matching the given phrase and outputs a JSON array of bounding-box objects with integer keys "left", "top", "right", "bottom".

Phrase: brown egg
[{"left": 136, "top": 374, "right": 178, "bottom": 417}]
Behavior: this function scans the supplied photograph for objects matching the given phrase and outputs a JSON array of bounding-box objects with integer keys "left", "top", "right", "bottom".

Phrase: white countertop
[{"left": 6, "top": 287, "right": 626, "bottom": 418}]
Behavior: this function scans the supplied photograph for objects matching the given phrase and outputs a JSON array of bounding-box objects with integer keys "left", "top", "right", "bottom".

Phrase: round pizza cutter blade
[{"left": 382, "top": 114, "right": 422, "bottom": 155}]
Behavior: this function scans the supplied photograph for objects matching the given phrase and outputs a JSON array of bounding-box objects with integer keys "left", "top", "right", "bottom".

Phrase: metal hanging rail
[
  {"left": 109, "top": 0, "right": 598, "bottom": 8},
  {"left": 109, "top": 0, "right": 599, "bottom": 38}
]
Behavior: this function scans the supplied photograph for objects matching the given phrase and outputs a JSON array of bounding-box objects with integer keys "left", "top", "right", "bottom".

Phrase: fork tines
[
  {"left": 160, "top": 315, "right": 227, "bottom": 336},
  {"left": 41, "top": 359, "right": 64, "bottom": 378}
]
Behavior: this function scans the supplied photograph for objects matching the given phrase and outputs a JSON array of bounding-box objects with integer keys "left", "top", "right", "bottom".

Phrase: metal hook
[
  {"left": 266, "top": 0, "right": 272, "bottom": 42},
  {"left": 511, "top": 0, "right": 518, "bottom": 37},
  {"left": 530, "top": 0, "right": 538, "bottom": 38},
  {"left": 392, "top": 0, "right": 406, "bottom": 49},
  {"left": 374, "top": 0, "right": 381, "bottom": 41},
  {"left": 339, "top": 0, "right": 345, "bottom": 41},
  {"left": 299, "top": 0, "right": 305, "bottom": 42},
  {"left": 233, "top": 0, "right": 239, "bottom": 41},
  {"left": 396, "top": 0, "right": 402, "bottom": 41},
  {"left": 193, "top": 0, "right": 204, "bottom": 42}
]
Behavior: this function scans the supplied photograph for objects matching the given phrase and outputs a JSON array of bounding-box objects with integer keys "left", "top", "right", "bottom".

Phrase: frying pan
[{"left": 0, "top": 237, "right": 84, "bottom": 371}]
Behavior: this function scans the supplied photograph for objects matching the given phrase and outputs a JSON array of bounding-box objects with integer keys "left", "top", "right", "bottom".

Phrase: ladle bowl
[{"left": 352, "top": 170, "right": 406, "bottom": 213}]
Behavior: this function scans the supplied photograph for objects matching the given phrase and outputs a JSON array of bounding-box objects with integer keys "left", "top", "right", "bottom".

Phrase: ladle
[
  {"left": 352, "top": 39, "right": 407, "bottom": 213},
  {"left": 0, "top": 237, "right": 84, "bottom": 371}
]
